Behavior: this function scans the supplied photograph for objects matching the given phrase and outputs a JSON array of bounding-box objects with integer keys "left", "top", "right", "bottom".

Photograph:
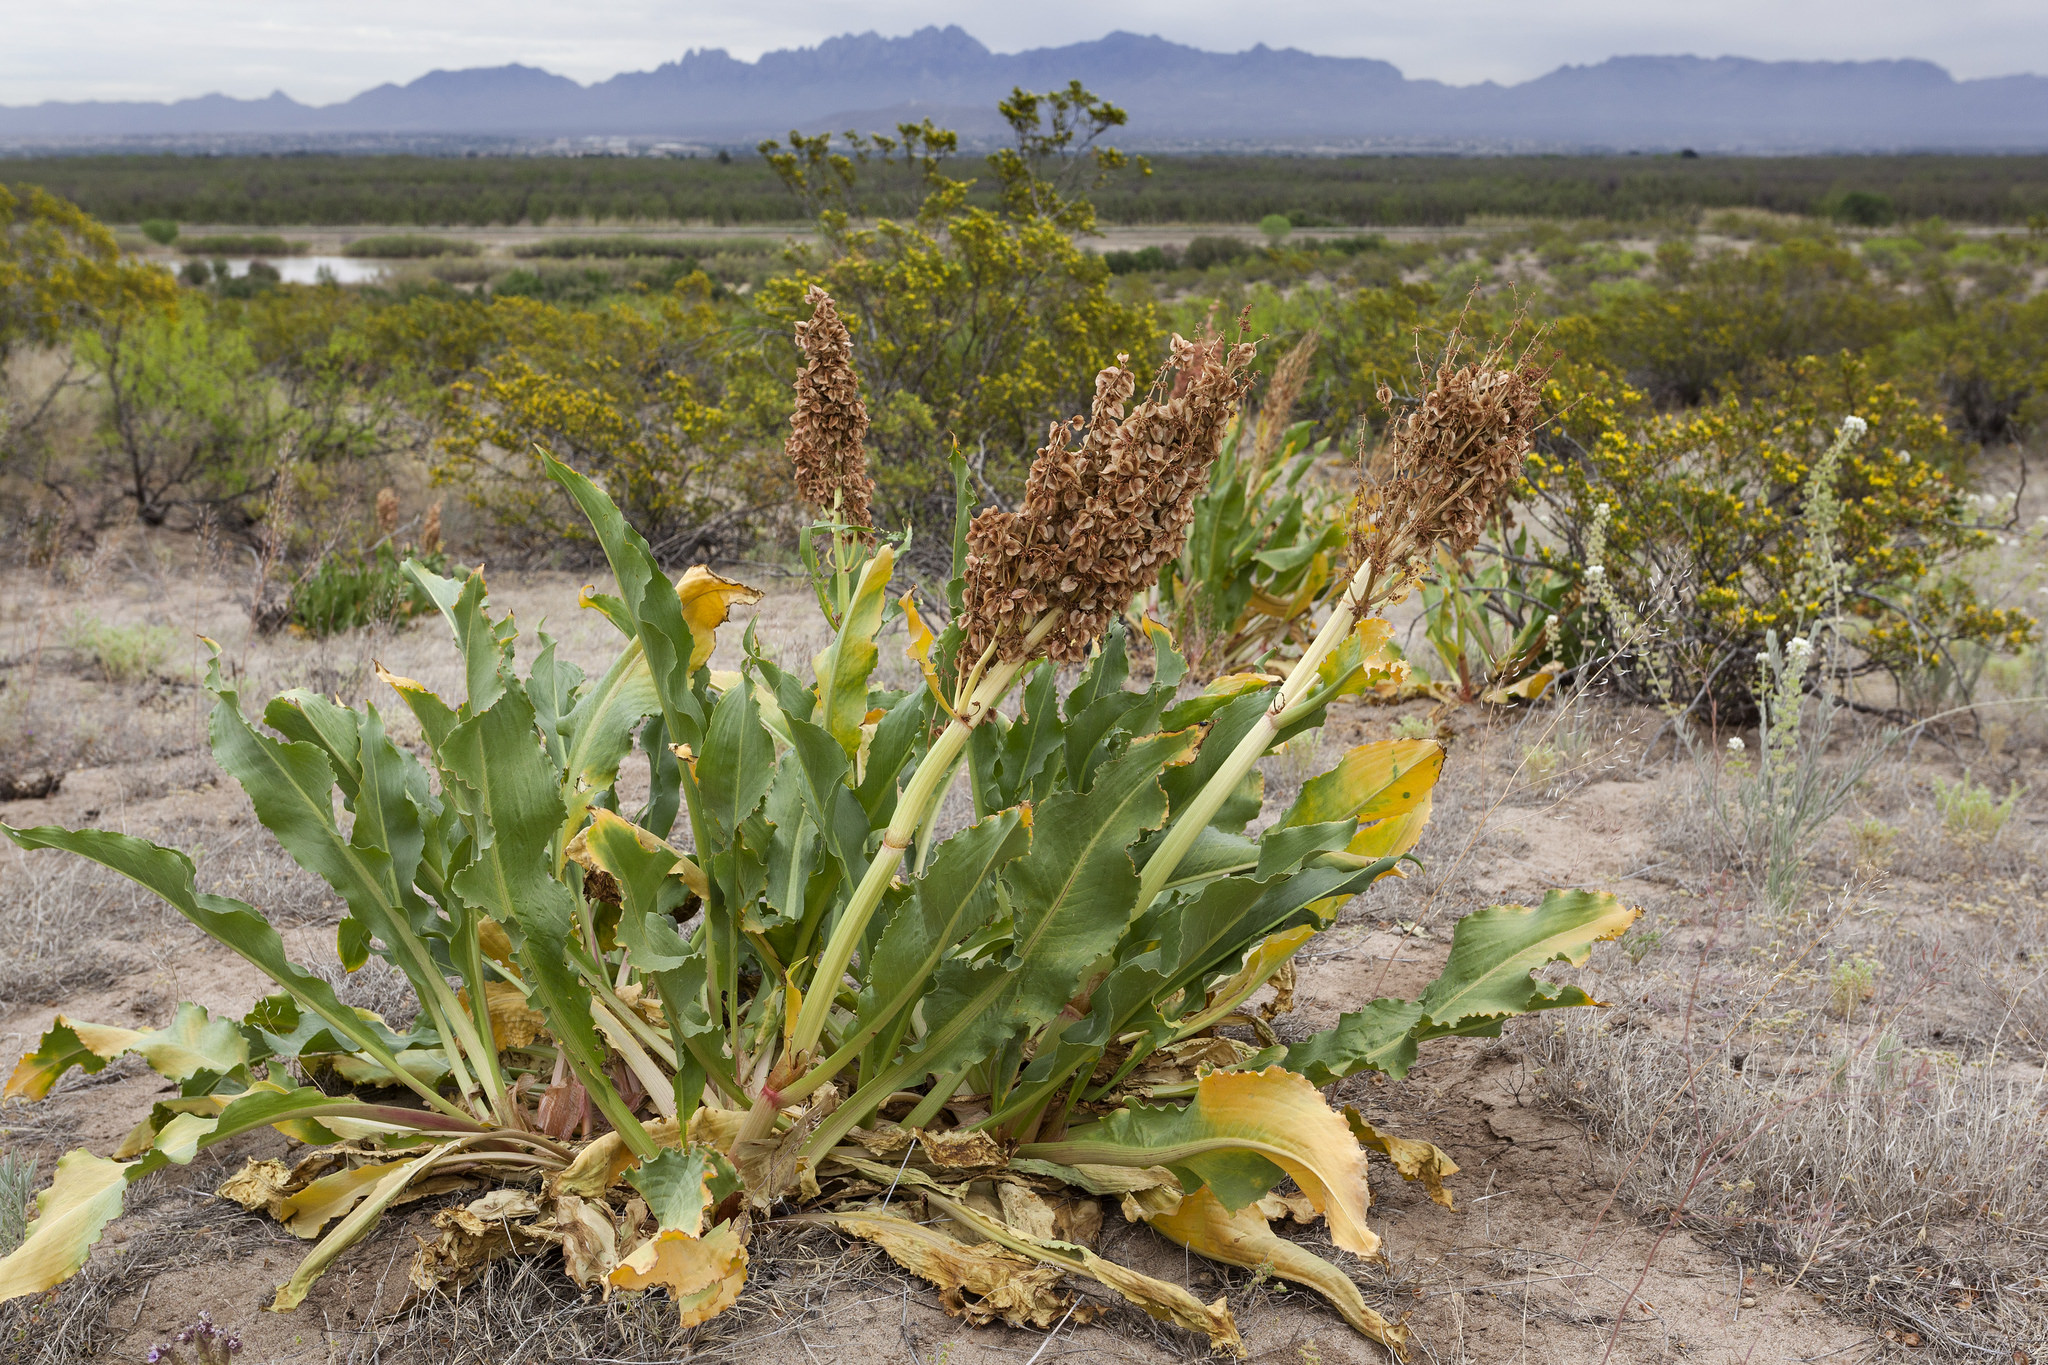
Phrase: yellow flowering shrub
[
  {"left": 1525, "top": 353, "right": 2036, "bottom": 715},
  {"left": 433, "top": 276, "right": 780, "bottom": 563}
]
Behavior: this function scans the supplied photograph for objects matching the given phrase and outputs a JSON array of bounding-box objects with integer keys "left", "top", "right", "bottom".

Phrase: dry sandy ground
[{"left": 0, "top": 536, "right": 2037, "bottom": 1364}]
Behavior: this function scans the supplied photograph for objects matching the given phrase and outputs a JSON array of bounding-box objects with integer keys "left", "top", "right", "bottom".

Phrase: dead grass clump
[
  {"left": 1530, "top": 1005, "right": 2048, "bottom": 1357},
  {"left": 0, "top": 842, "right": 153, "bottom": 1006},
  {"left": 381, "top": 1221, "right": 887, "bottom": 1363}
]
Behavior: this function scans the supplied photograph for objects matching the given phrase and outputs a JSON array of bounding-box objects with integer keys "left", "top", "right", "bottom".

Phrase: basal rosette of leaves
[
  {"left": 1524, "top": 353, "right": 2037, "bottom": 716},
  {"left": 0, "top": 325, "right": 1633, "bottom": 1358}
]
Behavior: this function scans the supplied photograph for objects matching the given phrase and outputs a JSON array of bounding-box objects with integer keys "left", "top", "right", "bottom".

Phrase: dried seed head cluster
[
  {"left": 786, "top": 286, "right": 875, "bottom": 536},
  {"left": 962, "top": 332, "right": 1257, "bottom": 666},
  {"left": 1248, "top": 330, "right": 1318, "bottom": 480},
  {"left": 1351, "top": 329, "right": 1548, "bottom": 586},
  {"left": 375, "top": 486, "right": 399, "bottom": 537},
  {"left": 420, "top": 499, "right": 443, "bottom": 554}
]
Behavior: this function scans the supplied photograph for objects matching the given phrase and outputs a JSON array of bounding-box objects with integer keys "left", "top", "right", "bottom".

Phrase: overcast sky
[{"left": 4, "top": 0, "right": 2043, "bottom": 106}]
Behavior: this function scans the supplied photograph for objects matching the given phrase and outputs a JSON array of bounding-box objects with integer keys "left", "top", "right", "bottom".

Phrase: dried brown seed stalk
[
  {"left": 1350, "top": 324, "right": 1548, "bottom": 591},
  {"left": 961, "top": 332, "right": 1258, "bottom": 666},
  {"left": 1247, "top": 331, "right": 1318, "bottom": 483},
  {"left": 375, "top": 486, "right": 399, "bottom": 536},
  {"left": 786, "top": 286, "right": 875, "bottom": 538}
]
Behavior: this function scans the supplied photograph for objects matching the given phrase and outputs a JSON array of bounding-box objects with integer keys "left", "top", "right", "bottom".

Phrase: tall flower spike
[
  {"left": 1247, "top": 330, "right": 1318, "bottom": 483},
  {"left": 1351, "top": 325, "right": 1547, "bottom": 589},
  {"left": 962, "top": 332, "right": 1258, "bottom": 667},
  {"left": 786, "top": 286, "right": 875, "bottom": 538}
]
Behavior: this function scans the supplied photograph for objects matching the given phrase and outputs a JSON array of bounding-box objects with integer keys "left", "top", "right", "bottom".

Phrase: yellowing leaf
[
  {"left": 1174, "top": 925, "right": 1316, "bottom": 1038},
  {"left": 817, "top": 1206, "right": 1076, "bottom": 1330},
  {"left": 1416, "top": 888, "right": 1641, "bottom": 1036},
  {"left": 919, "top": 1188, "right": 1243, "bottom": 1356},
  {"left": 1147, "top": 1187, "right": 1410, "bottom": 1359},
  {"left": 6, "top": 1003, "right": 249, "bottom": 1099},
  {"left": 901, "top": 591, "right": 954, "bottom": 717},
  {"left": 1286, "top": 739, "right": 1443, "bottom": 828},
  {"left": 1483, "top": 661, "right": 1562, "bottom": 706},
  {"left": 675, "top": 566, "right": 763, "bottom": 672},
  {"left": 456, "top": 980, "right": 546, "bottom": 1050},
  {"left": 276, "top": 1160, "right": 413, "bottom": 1238},
  {"left": 607, "top": 1221, "right": 747, "bottom": 1326},
  {"left": 1024, "top": 1065, "right": 1379, "bottom": 1258},
  {"left": 0, "top": 1150, "right": 128, "bottom": 1303},
  {"left": 1346, "top": 1109, "right": 1458, "bottom": 1209},
  {"left": 565, "top": 813, "right": 709, "bottom": 899},
  {"left": 813, "top": 546, "right": 894, "bottom": 758}
]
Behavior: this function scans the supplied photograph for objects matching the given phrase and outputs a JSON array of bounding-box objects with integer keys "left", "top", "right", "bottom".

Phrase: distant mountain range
[{"left": 5, "top": 27, "right": 2047, "bottom": 152}]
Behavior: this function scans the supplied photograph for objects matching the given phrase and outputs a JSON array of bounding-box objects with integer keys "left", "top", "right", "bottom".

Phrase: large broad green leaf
[
  {"left": 558, "top": 644, "right": 662, "bottom": 848},
  {"left": 1282, "top": 999, "right": 1428, "bottom": 1085},
  {"left": 0, "top": 1150, "right": 129, "bottom": 1302},
  {"left": 6, "top": 1003, "right": 249, "bottom": 1099},
  {"left": 1281, "top": 888, "right": 1638, "bottom": 1085},
  {"left": 441, "top": 687, "right": 649, "bottom": 1148},
  {"left": 809, "top": 730, "right": 1198, "bottom": 1154},
  {"left": 1021, "top": 1066, "right": 1379, "bottom": 1258},
  {"left": 583, "top": 809, "right": 724, "bottom": 1110},
  {"left": 543, "top": 453, "right": 706, "bottom": 752},
  {"left": 262, "top": 690, "right": 365, "bottom": 802},
  {"left": 0, "top": 824, "right": 449, "bottom": 1115},
  {"left": 812, "top": 546, "right": 893, "bottom": 759},
  {"left": 850, "top": 810, "right": 1029, "bottom": 1081},
  {"left": 1413, "top": 888, "right": 1638, "bottom": 1038},
  {"left": 206, "top": 661, "right": 490, "bottom": 1099},
  {"left": 697, "top": 671, "right": 774, "bottom": 847},
  {"left": 406, "top": 563, "right": 515, "bottom": 717}
]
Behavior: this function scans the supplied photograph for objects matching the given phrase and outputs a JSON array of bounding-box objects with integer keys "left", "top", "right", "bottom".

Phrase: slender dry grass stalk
[
  {"left": 1247, "top": 330, "right": 1318, "bottom": 483},
  {"left": 786, "top": 286, "right": 875, "bottom": 538},
  {"left": 1351, "top": 323, "right": 1548, "bottom": 592},
  {"left": 961, "top": 331, "right": 1257, "bottom": 666}
]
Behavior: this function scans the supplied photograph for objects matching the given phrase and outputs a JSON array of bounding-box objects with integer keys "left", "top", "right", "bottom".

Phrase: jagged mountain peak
[{"left": 2, "top": 30, "right": 2042, "bottom": 150}]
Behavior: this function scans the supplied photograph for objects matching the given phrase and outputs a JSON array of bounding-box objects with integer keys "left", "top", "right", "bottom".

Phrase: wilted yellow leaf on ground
[
  {"left": 0, "top": 1150, "right": 128, "bottom": 1302},
  {"left": 818, "top": 1206, "right": 1077, "bottom": 1330},
  {"left": 1148, "top": 1187, "right": 1409, "bottom": 1358},
  {"left": 1346, "top": 1108, "right": 1459, "bottom": 1208},
  {"left": 607, "top": 1221, "right": 748, "bottom": 1326}
]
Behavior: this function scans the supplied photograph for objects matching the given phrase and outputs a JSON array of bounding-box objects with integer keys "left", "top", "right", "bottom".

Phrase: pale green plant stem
[
  {"left": 1133, "top": 557, "right": 1384, "bottom": 915},
  {"left": 733, "top": 612, "right": 1063, "bottom": 1149}
]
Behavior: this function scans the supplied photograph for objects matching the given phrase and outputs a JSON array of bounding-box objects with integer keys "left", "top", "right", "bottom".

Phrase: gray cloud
[{"left": 1, "top": 0, "right": 2041, "bottom": 106}]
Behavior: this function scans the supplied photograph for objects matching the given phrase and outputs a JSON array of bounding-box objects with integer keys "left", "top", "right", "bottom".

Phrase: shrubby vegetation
[
  {"left": 0, "top": 90, "right": 2040, "bottom": 716},
  {"left": 13, "top": 149, "right": 2048, "bottom": 227}
]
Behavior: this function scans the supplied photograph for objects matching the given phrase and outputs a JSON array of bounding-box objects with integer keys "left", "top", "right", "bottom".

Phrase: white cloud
[{"left": 0, "top": 0, "right": 2040, "bottom": 106}]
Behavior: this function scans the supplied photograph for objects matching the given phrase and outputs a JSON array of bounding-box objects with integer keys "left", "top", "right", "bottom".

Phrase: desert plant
[
  {"left": 0, "top": 298, "right": 1629, "bottom": 1356},
  {"left": 0, "top": 1155, "right": 34, "bottom": 1255},
  {"left": 1415, "top": 538, "right": 1572, "bottom": 705},
  {"left": 1933, "top": 773, "right": 2021, "bottom": 843},
  {"left": 1157, "top": 334, "right": 1349, "bottom": 678},
  {"left": 1850, "top": 818, "right": 1897, "bottom": 872},
  {"left": 1529, "top": 355, "right": 2037, "bottom": 719},
  {"left": 62, "top": 611, "right": 179, "bottom": 683},
  {"left": 287, "top": 543, "right": 454, "bottom": 637}
]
